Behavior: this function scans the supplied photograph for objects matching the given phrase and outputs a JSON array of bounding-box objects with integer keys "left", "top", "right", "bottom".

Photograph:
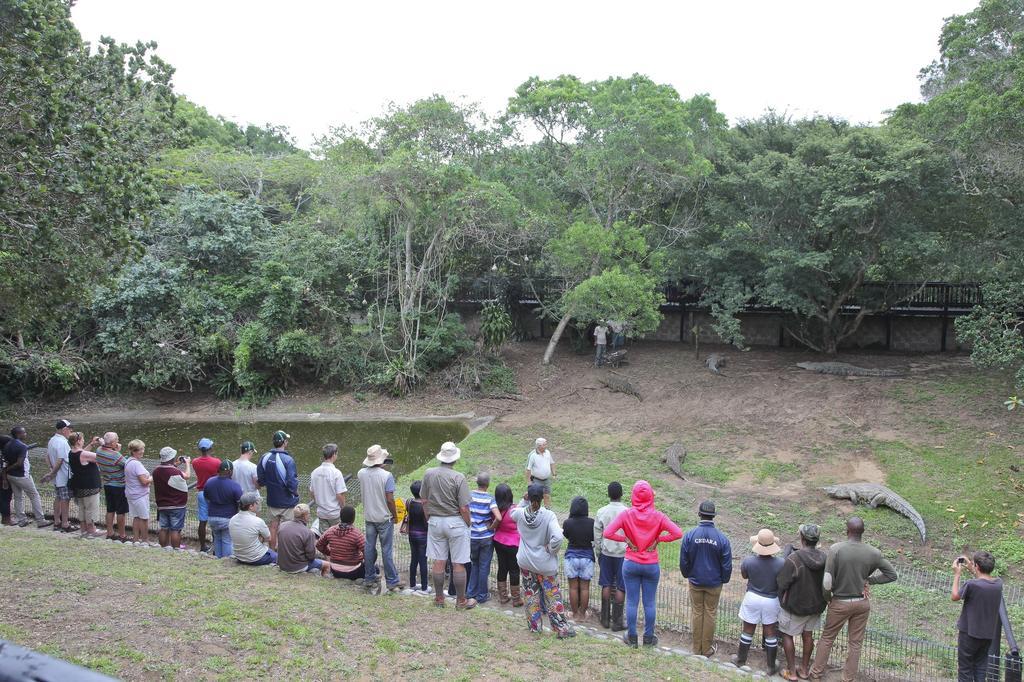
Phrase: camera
[{"left": 956, "top": 556, "right": 968, "bottom": 565}]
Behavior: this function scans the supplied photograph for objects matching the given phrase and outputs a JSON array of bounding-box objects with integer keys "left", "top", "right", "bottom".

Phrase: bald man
[{"left": 809, "top": 517, "right": 898, "bottom": 681}]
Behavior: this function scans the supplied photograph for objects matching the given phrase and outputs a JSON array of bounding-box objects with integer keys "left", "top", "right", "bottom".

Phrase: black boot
[
  {"left": 600, "top": 597, "right": 611, "bottom": 629},
  {"left": 766, "top": 645, "right": 778, "bottom": 675},
  {"left": 731, "top": 641, "right": 751, "bottom": 667},
  {"left": 623, "top": 633, "right": 638, "bottom": 648},
  {"left": 611, "top": 602, "right": 626, "bottom": 632},
  {"left": 643, "top": 634, "right": 659, "bottom": 648}
]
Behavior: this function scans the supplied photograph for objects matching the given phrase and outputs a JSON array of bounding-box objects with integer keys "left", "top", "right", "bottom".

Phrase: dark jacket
[
  {"left": 777, "top": 545, "right": 827, "bottom": 617},
  {"left": 679, "top": 520, "right": 733, "bottom": 587},
  {"left": 257, "top": 449, "right": 300, "bottom": 509}
]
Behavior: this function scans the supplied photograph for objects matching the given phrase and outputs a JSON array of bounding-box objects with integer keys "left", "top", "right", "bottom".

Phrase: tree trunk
[{"left": 541, "top": 311, "right": 573, "bottom": 365}]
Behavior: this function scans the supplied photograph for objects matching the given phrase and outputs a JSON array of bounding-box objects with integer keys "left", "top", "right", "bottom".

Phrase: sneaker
[
  {"left": 557, "top": 629, "right": 577, "bottom": 640},
  {"left": 642, "top": 634, "right": 659, "bottom": 648},
  {"left": 386, "top": 584, "right": 404, "bottom": 594},
  {"left": 456, "top": 598, "right": 477, "bottom": 610},
  {"left": 18, "top": 520, "right": 30, "bottom": 527}
]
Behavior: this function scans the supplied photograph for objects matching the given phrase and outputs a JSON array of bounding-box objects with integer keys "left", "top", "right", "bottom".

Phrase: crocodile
[
  {"left": 797, "top": 361, "right": 902, "bottom": 377},
  {"left": 705, "top": 353, "right": 727, "bottom": 375},
  {"left": 823, "top": 483, "right": 926, "bottom": 542},
  {"left": 598, "top": 375, "right": 642, "bottom": 401},
  {"left": 661, "top": 443, "right": 687, "bottom": 480}
]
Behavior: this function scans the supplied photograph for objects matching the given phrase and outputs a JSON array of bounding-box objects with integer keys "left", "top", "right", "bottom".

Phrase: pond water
[{"left": 25, "top": 419, "right": 469, "bottom": 478}]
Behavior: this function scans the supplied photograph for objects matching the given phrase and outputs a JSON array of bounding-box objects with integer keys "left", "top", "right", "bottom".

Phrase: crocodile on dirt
[
  {"left": 598, "top": 375, "right": 642, "bottom": 401},
  {"left": 797, "top": 361, "right": 903, "bottom": 378},
  {"left": 705, "top": 353, "right": 727, "bottom": 376},
  {"left": 823, "top": 483, "right": 926, "bottom": 542}
]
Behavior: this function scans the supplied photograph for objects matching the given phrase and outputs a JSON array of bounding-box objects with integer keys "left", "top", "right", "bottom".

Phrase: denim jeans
[
  {"left": 365, "top": 521, "right": 399, "bottom": 587},
  {"left": 208, "top": 516, "right": 233, "bottom": 558},
  {"left": 623, "top": 559, "right": 660, "bottom": 638},
  {"left": 409, "top": 534, "right": 428, "bottom": 590},
  {"left": 595, "top": 343, "right": 606, "bottom": 366},
  {"left": 468, "top": 537, "right": 494, "bottom": 602}
]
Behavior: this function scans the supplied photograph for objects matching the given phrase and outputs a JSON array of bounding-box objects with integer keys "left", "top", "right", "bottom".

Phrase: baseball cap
[
  {"left": 240, "top": 441, "right": 256, "bottom": 453},
  {"left": 799, "top": 523, "right": 820, "bottom": 543},
  {"left": 217, "top": 459, "right": 233, "bottom": 473},
  {"left": 698, "top": 500, "right": 717, "bottom": 517},
  {"left": 55, "top": 419, "right": 72, "bottom": 430},
  {"left": 197, "top": 437, "right": 214, "bottom": 451},
  {"left": 273, "top": 430, "right": 290, "bottom": 446}
]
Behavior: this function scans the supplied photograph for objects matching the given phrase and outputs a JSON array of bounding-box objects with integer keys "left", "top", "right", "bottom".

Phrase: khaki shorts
[
  {"left": 268, "top": 505, "right": 295, "bottom": 523},
  {"left": 777, "top": 608, "right": 822, "bottom": 636},
  {"left": 426, "top": 515, "right": 470, "bottom": 564},
  {"left": 75, "top": 493, "right": 100, "bottom": 526},
  {"left": 128, "top": 496, "right": 150, "bottom": 521}
]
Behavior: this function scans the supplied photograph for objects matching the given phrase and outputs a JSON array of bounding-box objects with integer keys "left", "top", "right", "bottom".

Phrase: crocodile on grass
[
  {"left": 823, "top": 482, "right": 926, "bottom": 542},
  {"left": 797, "top": 361, "right": 903, "bottom": 378}
]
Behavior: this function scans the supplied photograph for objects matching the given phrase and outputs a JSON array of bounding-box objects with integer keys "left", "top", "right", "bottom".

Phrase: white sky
[{"left": 71, "top": 0, "right": 979, "bottom": 149}]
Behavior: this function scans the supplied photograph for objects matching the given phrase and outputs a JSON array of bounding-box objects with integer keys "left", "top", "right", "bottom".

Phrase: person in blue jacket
[
  {"left": 680, "top": 499, "right": 733, "bottom": 656},
  {"left": 257, "top": 430, "right": 299, "bottom": 551}
]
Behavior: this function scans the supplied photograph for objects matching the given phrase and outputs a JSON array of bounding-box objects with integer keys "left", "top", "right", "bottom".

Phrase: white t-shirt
[
  {"left": 526, "top": 449, "right": 554, "bottom": 480},
  {"left": 593, "top": 325, "right": 608, "bottom": 345},
  {"left": 232, "top": 457, "right": 259, "bottom": 494},
  {"left": 229, "top": 511, "right": 271, "bottom": 563},
  {"left": 46, "top": 433, "right": 71, "bottom": 487},
  {"left": 309, "top": 461, "right": 348, "bottom": 519}
]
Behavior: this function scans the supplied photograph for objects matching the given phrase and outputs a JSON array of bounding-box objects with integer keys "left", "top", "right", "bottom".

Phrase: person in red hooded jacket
[{"left": 602, "top": 480, "right": 683, "bottom": 647}]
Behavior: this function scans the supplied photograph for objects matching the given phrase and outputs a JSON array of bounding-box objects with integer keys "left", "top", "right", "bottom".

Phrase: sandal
[
  {"left": 797, "top": 667, "right": 810, "bottom": 680},
  {"left": 118, "top": 535, "right": 130, "bottom": 543},
  {"left": 782, "top": 670, "right": 799, "bottom": 681}
]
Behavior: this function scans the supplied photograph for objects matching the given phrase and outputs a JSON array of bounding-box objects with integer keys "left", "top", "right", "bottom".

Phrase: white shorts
[
  {"left": 128, "top": 496, "right": 150, "bottom": 521},
  {"left": 426, "top": 515, "right": 470, "bottom": 564},
  {"left": 738, "top": 591, "right": 780, "bottom": 625},
  {"left": 777, "top": 609, "right": 822, "bottom": 636}
]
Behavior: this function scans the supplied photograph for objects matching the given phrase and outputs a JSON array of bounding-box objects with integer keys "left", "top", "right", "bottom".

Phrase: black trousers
[
  {"left": 958, "top": 630, "right": 992, "bottom": 682},
  {"left": 494, "top": 540, "right": 520, "bottom": 586}
]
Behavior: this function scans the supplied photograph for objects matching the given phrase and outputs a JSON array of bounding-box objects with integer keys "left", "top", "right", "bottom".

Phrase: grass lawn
[{"left": 0, "top": 530, "right": 741, "bottom": 681}]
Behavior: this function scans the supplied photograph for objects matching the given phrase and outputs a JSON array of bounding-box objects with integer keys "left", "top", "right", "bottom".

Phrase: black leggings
[
  {"left": 409, "top": 534, "right": 428, "bottom": 590},
  {"left": 494, "top": 540, "right": 520, "bottom": 587}
]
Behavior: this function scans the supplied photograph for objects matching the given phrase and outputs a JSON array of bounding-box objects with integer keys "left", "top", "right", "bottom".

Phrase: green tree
[
  {"left": 685, "top": 117, "right": 955, "bottom": 354},
  {"left": 0, "top": 0, "right": 175, "bottom": 359},
  {"left": 504, "top": 74, "right": 716, "bottom": 363},
  {"left": 319, "top": 97, "right": 528, "bottom": 392}
]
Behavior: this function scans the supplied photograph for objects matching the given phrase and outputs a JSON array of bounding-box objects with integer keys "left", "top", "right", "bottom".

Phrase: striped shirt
[
  {"left": 315, "top": 524, "right": 365, "bottom": 567},
  {"left": 470, "top": 490, "right": 497, "bottom": 540},
  {"left": 94, "top": 448, "right": 127, "bottom": 487}
]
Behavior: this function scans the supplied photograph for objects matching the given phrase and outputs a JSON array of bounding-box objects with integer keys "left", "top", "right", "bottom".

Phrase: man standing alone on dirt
[
  {"left": 525, "top": 438, "right": 555, "bottom": 509},
  {"left": 679, "top": 500, "right": 732, "bottom": 657},
  {"left": 809, "top": 517, "right": 898, "bottom": 681},
  {"left": 776, "top": 524, "right": 827, "bottom": 681},
  {"left": 593, "top": 322, "right": 608, "bottom": 367}
]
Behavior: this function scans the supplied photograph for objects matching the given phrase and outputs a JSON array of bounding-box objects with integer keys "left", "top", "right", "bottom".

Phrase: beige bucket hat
[{"left": 750, "top": 528, "right": 781, "bottom": 556}]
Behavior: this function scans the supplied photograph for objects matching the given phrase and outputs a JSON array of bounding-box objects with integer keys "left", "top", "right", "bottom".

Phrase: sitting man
[
  {"left": 277, "top": 503, "right": 330, "bottom": 576},
  {"left": 229, "top": 491, "right": 277, "bottom": 566},
  {"left": 316, "top": 505, "right": 367, "bottom": 580}
]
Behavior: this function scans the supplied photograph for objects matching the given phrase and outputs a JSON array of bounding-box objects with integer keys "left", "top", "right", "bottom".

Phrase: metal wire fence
[{"left": 16, "top": 451, "right": 1021, "bottom": 681}]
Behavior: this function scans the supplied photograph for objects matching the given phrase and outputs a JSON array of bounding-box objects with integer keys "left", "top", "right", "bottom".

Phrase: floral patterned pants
[{"left": 522, "top": 570, "right": 575, "bottom": 637}]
